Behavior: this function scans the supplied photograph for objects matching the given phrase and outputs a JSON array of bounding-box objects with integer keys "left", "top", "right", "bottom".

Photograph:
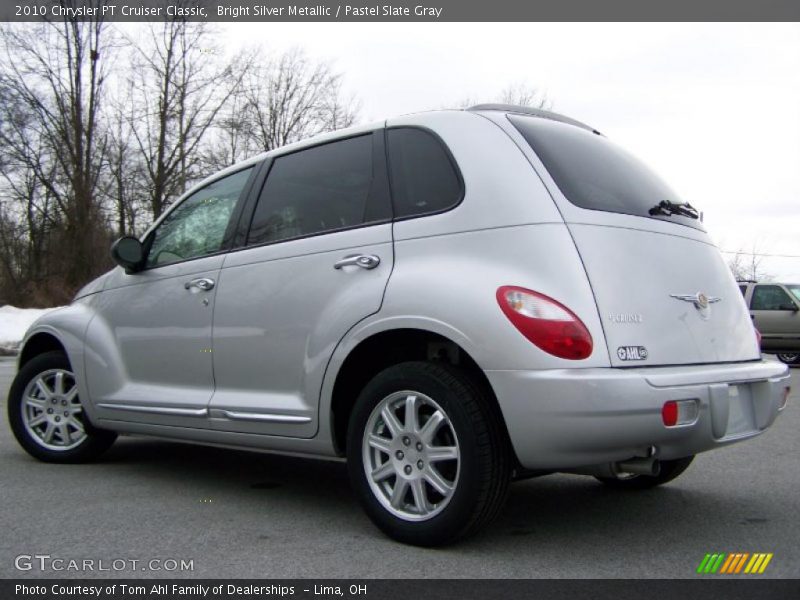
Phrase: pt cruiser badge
[{"left": 670, "top": 292, "right": 721, "bottom": 310}]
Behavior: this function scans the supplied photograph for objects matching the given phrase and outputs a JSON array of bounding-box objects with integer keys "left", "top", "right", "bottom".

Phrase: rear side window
[
  {"left": 248, "top": 134, "right": 387, "bottom": 246},
  {"left": 508, "top": 115, "right": 700, "bottom": 229},
  {"left": 387, "top": 128, "right": 462, "bottom": 218},
  {"left": 751, "top": 285, "right": 796, "bottom": 310}
]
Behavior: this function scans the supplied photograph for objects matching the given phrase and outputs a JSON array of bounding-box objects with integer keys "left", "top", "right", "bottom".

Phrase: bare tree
[
  {"left": 102, "top": 83, "right": 148, "bottom": 237},
  {"left": 0, "top": 8, "right": 114, "bottom": 296},
  {"left": 454, "top": 82, "right": 551, "bottom": 110},
  {"left": 499, "top": 82, "right": 551, "bottom": 109},
  {"left": 727, "top": 241, "right": 773, "bottom": 282},
  {"left": 126, "top": 18, "right": 248, "bottom": 218},
  {"left": 204, "top": 47, "right": 359, "bottom": 171}
]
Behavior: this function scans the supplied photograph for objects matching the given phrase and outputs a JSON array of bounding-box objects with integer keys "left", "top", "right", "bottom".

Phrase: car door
[
  {"left": 85, "top": 166, "right": 257, "bottom": 428},
  {"left": 208, "top": 130, "right": 393, "bottom": 438},
  {"left": 749, "top": 284, "right": 800, "bottom": 352}
]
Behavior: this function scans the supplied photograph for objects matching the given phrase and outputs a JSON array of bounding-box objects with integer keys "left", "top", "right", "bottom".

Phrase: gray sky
[{"left": 222, "top": 22, "right": 800, "bottom": 281}]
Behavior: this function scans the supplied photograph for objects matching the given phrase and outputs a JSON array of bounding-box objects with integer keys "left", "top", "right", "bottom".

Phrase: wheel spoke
[
  {"left": 67, "top": 417, "right": 85, "bottom": 434},
  {"left": 42, "top": 422, "right": 55, "bottom": 443},
  {"left": 65, "top": 385, "right": 79, "bottom": 403},
  {"left": 35, "top": 380, "right": 52, "bottom": 401},
  {"left": 380, "top": 406, "right": 403, "bottom": 438},
  {"left": 28, "top": 414, "right": 47, "bottom": 428},
  {"left": 368, "top": 434, "right": 392, "bottom": 454},
  {"left": 427, "top": 445, "right": 458, "bottom": 462},
  {"left": 409, "top": 478, "right": 431, "bottom": 515},
  {"left": 371, "top": 461, "right": 395, "bottom": 482},
  {"left": 68, "top": 403, "right": 83, "bottom": 414},
  {"left": 58, "top": 424, "right": 71, "bottom": 443},
  {"left": 424, "top": 465, "right": 454, "bottom": 497},
  {"left": 419, "top": 410, "right": 445, "bottom": 444},
  {"left": 54, "top": 371, "right": 66, "bottom": 396},
  {"left": 390, "top": 478, "right": 409, "bottom": 509},
  {"left": 25, "top": 396, "right": 47, "bottom": 410},
  {"left": 404, "top": 395, "right": 419, "bottom": 433}
]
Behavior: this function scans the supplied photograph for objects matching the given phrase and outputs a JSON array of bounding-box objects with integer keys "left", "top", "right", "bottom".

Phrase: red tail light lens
[{"left": 496, "top": 286, "right": 593, "bottom": 360}]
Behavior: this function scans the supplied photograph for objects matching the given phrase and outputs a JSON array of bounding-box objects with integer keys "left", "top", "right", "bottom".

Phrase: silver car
[{"left": 8, "top": 105, "right": 791, "bottom": 546}]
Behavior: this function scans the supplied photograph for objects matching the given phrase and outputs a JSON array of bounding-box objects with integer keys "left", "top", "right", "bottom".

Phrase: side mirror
[
  {"left": 782, "top": 304, "right": 800, "bottom": 312},
  {"left": 111, "top": 236, "right": 145, "bottom": 273}
]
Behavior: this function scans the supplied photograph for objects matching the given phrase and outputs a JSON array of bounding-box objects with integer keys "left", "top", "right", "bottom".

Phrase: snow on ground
[{"left": 0, "top": 305, "right": 64, "bottom": 355}]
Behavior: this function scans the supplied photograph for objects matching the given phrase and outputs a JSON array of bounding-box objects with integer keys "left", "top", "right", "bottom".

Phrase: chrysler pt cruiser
[{"left": 8, "top": 105, "right": 791, "bottom": 546}]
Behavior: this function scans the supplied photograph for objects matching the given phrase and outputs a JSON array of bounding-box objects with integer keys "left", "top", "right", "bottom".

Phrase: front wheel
[
  {"left": 776, "top": 353, "right": 800, "bottom": 366},
  {"left": 8, "top": 351, "right": 116, "bottom": 463},
  {"left": 595, "top": 456, "right": 695, "bottom": 490},
  {"left": 347, "top": 361, "right": 511, "bottom": 546}
]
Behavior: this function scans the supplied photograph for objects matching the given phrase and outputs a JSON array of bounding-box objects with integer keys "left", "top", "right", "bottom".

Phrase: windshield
[
  {"left": 787, "top": 285, "right": 800, "bottom": 303},
  {"left": 508, "top": 115, "right": 703, "bottom": 230}
]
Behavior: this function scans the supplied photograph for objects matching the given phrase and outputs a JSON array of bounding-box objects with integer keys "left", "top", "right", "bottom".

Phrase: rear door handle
[
  {"left": 334, "top": 254, "right": 381, "bottom": 270},
  {"left": 184, "top": 277, "right": 215, "bottom": 291}
]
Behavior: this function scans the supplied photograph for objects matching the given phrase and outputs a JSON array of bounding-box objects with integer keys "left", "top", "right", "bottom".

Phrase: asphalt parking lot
[{"left": 0, "top": 356, "right": 797, "bottom": 579}]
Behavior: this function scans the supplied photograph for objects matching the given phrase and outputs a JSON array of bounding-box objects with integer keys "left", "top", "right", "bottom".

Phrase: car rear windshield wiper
[{"left": 648, "top": 200, "right": 699, "bottom": 220}]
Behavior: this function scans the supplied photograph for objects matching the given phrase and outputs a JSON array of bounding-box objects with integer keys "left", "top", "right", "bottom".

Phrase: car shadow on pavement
[{"left": 92, "top": 436, "right": 768, "bottom": 551}]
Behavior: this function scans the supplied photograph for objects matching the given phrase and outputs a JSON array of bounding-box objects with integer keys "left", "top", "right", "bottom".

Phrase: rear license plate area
[{"left": 723, "top": 384, "right": 757, "bottom": 438}]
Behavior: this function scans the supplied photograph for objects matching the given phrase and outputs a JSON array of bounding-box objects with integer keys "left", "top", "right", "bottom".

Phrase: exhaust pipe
[{"left": 616, "top": 457, "right": 660, "bottom": 477}]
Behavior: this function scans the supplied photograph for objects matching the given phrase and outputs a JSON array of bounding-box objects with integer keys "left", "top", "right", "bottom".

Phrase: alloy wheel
[
  {"left": 21, "top": 368, "right": 87, "bottom": 451},
  {"left": 362, "top": 390, "right": 460, "bottom": 522}
]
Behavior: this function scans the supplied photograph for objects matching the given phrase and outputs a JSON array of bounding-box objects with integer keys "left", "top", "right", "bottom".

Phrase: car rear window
[{"left": 508, "top": 115, "right": 701, "bottom": 229}]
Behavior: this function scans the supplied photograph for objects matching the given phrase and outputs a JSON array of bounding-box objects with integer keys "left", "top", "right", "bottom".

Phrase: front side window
[
  {"left": 248, "top": 135, "right": 380, "bottom": 246},
  {"left": 146, "top": 167, "right": 253, "bottom": 267},
  {"left": 750, "top": 285, "right": 797, "bottom": 310},
  {"left": 387, "top": 127, "right": 462, "bottom": 218},
  {"left": 509, "top": 115, "right": 702, "bottom": 229}
]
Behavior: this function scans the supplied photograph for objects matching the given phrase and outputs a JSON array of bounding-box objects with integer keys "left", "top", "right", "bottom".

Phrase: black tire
[
  {"left": 595, "top": 456, "right": 695, "bottom": 490},
  {"left": 8, "top": 351, "right": 116, "bottom": 463},
  {"left": 776, "top": 353, "right": 800, "bottom": 366},
  {"left": 347, "top": 361, "right": 511, "bottom": 546}
]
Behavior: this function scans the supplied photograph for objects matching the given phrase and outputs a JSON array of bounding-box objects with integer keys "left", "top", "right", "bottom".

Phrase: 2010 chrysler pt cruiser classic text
[{"left": 8, "top": 105, "right": 791, "bottom": 546}]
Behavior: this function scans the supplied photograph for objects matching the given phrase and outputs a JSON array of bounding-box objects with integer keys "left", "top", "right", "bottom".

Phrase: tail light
[
  {"left": 661, "top": 399, "right": 699, "bottom": 427},
  {"left": 496, "top": 286, "right": 593, "bottom": 360}
]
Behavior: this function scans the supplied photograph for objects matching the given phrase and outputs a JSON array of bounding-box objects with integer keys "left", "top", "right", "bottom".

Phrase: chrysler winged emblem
[{"left": 670, "top": 292, "right": 722, "bottom": 310}]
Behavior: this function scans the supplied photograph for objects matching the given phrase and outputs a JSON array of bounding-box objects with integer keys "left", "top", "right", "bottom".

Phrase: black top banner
[{"left": 2, "top": 0, "right": 800, "bottom": 22}]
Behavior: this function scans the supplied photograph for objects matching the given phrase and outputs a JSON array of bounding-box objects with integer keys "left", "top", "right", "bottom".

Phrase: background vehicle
[
  {"left": 738, "top": 281, "right": 800, "bottom": 365},
  {"left": 8, "top": 106, "right": 790, "bottom": 546}
]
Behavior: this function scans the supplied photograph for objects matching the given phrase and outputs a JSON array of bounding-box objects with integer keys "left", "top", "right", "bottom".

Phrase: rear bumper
[{"left": 485, "top": 360, "right": 790, "bottom": 470}]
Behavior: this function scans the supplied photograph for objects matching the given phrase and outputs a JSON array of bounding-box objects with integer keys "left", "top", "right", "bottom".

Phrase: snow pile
[{"left": 0, "top": 305, "right": 64, "bottom": 356}]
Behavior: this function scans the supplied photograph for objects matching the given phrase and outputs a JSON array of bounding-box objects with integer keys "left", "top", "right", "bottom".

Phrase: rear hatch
[{"left": 508, "top": 114, "right": 760, "bottom": 367}]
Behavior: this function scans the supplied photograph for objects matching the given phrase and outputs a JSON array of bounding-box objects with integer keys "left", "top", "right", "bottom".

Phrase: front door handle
[
  {"left": 334, "top": 254, "right": 381, "bottom": 270},
  {"left": 184, "top": 277, "right": 216, "bottom": 291}
]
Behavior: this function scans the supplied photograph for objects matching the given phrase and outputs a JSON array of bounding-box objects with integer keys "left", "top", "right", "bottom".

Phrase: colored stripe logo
[{"left": 697, "top": 553, "right": 773, "bottom": 574}]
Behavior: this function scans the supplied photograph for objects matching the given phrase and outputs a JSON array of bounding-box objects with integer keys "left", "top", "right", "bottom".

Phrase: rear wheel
[
  {"left": 347, "top": 361, "right": 511, "bottom": 546},
  {"left": 776, "top": 353, "right": 800, "bottom": 366},
  {"left": 8, "top": 351, "right": 116, "bottom": 463},
  {"left": 595, "top": 456, "right": 694, "bottom": 490}
]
